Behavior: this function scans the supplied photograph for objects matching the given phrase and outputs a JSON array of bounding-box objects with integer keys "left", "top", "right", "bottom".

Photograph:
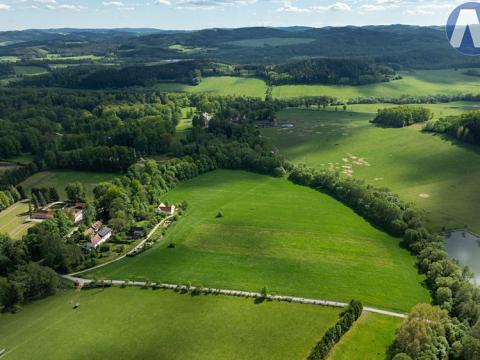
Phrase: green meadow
[
  {"left": 0, "top": 201, "right": 34, "bottom": 239},
  {"left": 87, "top": 170, "right": 428, "bottom": 312},
  {"left": 0, "top": 287, "right": 341, "bottom": 360},
  {"left": 20, "top": 171, "right": 118, "bottom": 200},
  {"left": 328, "top": 312, "right": 402, "bottom": 360},
  {"left": 13, "top": 65, "right": 49, "bottom": 76},
  {"left": 272, "top": 69, "right": 480, "bottom": 100},
  {"left": 263, "top": 105, "right": 480, "bottom": 232},
  {"left": 156, "top": 76, "right": 267, "bottom": 98}
]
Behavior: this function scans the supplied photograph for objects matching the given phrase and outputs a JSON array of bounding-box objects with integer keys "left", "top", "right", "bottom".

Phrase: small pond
[{"left": 445, "top": 230, "right": 480, "bottom": 285}]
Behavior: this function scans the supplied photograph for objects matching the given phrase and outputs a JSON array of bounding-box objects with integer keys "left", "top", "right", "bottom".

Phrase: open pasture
[
  {"left": 0, "top": 201, "right": 34, "bottom": 239},
  {"left": 87, "top": 170, "right": 428, "bottom": 312},
  {"left": 272, "top": 69, "right": 480, "bottom": 100},
  {"left": 156, "top": 76, "right": 268, "bottom": 98},
  {"left": 263, "top": 106, "right": 480, "bottom": 232},
  {"left": 20, "top": 171, "right": 118, "bottom": 200},
  {"left": 0, "top": 287, "right": 341, "bottom": 360}
]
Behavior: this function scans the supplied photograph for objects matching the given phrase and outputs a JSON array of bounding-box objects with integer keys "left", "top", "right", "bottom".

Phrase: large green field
[
  {"left": 0, "top": 201, "right": 34, "bottom": 239},
  {"left": 272, "top": 69, "right": 480, "bottom": 100},
  {"left": 87, "top": 170, "right": 428, "bottom": 312},
  {"left": 263, "top": 105, "right": 480, "bottom": 232},
  {"left": 156, "top": 76, "right": 267, "bottom": 98},
  {"left": 154, "top": 69, "right": 480, "bottom": 100},
  {"left": 0, "top": 287, "right": 341, "bottom": 360},
  {"left": 20, "top": 171, "right": 118, "bottom": 200},
  {"left": 328, "top": 312, "right": 402, "bottom": 360}
]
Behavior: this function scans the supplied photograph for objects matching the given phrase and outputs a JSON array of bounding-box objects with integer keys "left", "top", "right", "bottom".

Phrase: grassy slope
[
  {"left": 87, "top": 170, "right": 428, "bottom": 312},
  {"left": 156, "top": 76, "right": 267, "bottom": 98},
  {"left": 328, "top": 312, "right": 402, "bottom": 360},
  {"left": 263, "top": 106, "right": 480, "bottom": 232},
  {"left": 20, "top": 171, "right": 118, "bottom": 200},
  {"left": 272, "top": 69, "right": 480, "bottom": 100},
  {"left": 0, "top": 287, "right": 341, "bottom": 360},
  {"left": 0, "top": 201, "right": 34, "bottom": 239}
]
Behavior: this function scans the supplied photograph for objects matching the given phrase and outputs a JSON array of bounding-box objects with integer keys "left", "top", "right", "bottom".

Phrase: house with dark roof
[{"left": 156, "top": 203, "right": 176, "bottom": 216}]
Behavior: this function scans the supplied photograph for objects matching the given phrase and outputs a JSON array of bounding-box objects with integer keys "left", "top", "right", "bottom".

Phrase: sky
[{"left": 0, "top": 0, "right": 469, "bottom": 30}]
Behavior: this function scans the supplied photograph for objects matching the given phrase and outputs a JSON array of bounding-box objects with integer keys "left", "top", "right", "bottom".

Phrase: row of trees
[
  {"left": 0, "top": 186, "right": 22, "bottom": 211},
  {"left": 307, "top": 300, "right": 363, "bottom": 359},
  {"left": 372, "top": 106, "right": 432, "bottom": 127}
]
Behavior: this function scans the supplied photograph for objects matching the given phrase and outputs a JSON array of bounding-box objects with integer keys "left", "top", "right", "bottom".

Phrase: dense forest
[{"left": 265, "top": 59, "right": 398, "bottom": 85}]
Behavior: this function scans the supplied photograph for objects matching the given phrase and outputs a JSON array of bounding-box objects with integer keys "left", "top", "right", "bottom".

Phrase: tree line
[
  {"left": 307, "top": 300, "right": 363, "bottom": 360},
  {"left": 424, "top": 111, "right": 480, "bottom": 146}
]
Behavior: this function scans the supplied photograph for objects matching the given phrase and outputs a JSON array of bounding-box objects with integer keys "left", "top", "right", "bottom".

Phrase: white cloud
[
  {"left": 0, "top": 3, "right": 10, "bottom": 10},
  {"left": 103, "top": 1, "right": 124, "bottom": 6},
  {"left": 154, "top": 0, "right": 171, "bottom": 5},
  {"left": 311, "top": 2, "right": 352, "bottom": 12}
]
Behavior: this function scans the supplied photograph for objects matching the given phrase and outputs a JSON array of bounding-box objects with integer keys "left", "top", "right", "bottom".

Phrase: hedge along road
[
  {"left": 68, "top": 215, "right": 174, "bottom": 277},
  {"left": 61, "top": 276, "right": 407, "bottom": 319}
]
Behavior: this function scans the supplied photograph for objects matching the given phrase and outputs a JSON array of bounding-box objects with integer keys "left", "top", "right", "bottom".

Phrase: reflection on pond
[{"left": 445, "top": 230, "right": 480, "bottom": 285}]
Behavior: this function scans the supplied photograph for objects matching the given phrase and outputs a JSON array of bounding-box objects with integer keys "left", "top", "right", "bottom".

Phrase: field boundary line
[
  {"left": 61, "top": 276, "right": 407, "bottom": 319},
  {"left": 67, "top": 215, "right": 174, "bottom": 276}
]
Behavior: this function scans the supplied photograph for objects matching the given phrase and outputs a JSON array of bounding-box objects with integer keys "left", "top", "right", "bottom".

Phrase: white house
[{"left": 156, "top": 203, "right": 176, "bottom": 216}]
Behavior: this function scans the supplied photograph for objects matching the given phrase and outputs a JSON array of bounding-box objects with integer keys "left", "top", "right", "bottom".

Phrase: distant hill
[{"left": 0, "top": 25, "right": 478, "bottom": 69}]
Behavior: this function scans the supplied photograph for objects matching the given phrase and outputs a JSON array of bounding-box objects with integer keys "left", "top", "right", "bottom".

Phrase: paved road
[
  {"left": 62, "top": 275, "right": 407, "bottom": 319},
  {"left": 68, "top": 215, "right": 173, "bottom": 276}
]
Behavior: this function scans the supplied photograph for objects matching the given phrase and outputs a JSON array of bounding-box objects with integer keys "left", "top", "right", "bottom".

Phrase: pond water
[{"left": 445, "top": 230, "right": 480, "bottom": 285}]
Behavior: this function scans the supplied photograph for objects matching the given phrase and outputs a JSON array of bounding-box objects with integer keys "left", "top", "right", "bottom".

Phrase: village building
[
  {"left": 31, "top": 209, "right": 54, "bottom": 220},
  {"left": 90, "top": 227, "right": 112, "bottom": 249},
  {"left": 156, "top": 203, "right": 176, "bottom": 216},
  {"left": 84, "top": 220, "right": 112, "bottom": 249}
]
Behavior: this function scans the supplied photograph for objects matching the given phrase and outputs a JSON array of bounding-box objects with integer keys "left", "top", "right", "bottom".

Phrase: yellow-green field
[
  {"left": 156, "top": 76, "right": 268, "bottom": 98},
  {"left": 0, "top": 201, "right": 34, "bottom": 239}
]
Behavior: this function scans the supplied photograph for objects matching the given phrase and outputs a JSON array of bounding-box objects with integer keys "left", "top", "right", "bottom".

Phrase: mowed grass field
[
  {"left": 328, "top": 312, "right": 402, "bottom": 360},
  {"left": 0, "top": 201, "right": 34, "bottom": 239},
  {"left": 0, "top": 287, "right": 341, "bottom": 360},
  {"left": 271, "top": 69, "right": 480, "bottom": 100},
  {"left": 87, "top": 170, "right": 428, "bottom": 312},
  {"left": 263, "top": 105, "right": 480, "bottom": 232},
  {"left": 156, "top": 76, "right": 267, "bottom": 98},
  {"left": 20, "top": 171, "right": 118, "bottom": 200}
]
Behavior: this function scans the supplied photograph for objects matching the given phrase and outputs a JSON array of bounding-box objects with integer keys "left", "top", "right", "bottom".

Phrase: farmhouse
[
  {"left": 84, "top": 220, "right": 103, "bottom": 237},
  {"left": 65, "top": 202, "right": 86, "bottom": 224},
  {"left": 127, "top": 226, "right": 145, "bottom": 240},
  {"left": 83, "top": 220, "right": 112, "bottom": 249},
  {"left": 156, "top": 203, "right": 176, "bottom": 216},
  {"left": 31, "top": 209, "right": 54, "bottom": 220},
  {"left": 90, "top": 227, "right": 112, "bottom": 249}
]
